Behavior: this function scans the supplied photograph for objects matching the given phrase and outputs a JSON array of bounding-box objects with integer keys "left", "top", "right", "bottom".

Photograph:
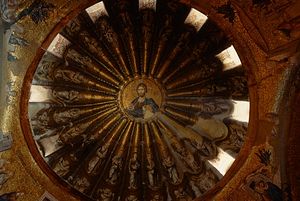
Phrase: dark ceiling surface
[{"left": 27, "top": 0, "right": 249, "bottom": 200}]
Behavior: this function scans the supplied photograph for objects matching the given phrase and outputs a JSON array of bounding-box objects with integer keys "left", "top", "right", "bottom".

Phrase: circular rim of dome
[{"left": 19, "top": 1, "right": 256, "bottom": 201}]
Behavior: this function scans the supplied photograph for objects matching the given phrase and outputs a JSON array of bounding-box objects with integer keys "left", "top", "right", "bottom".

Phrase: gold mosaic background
[{"left": 0, "top": 0, "right": 299, "bottom": 200}]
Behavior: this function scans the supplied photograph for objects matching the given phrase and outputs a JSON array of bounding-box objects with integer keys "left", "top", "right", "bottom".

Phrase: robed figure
[{"left": 127, "top": 83, "right": 159, "bottom": 119}]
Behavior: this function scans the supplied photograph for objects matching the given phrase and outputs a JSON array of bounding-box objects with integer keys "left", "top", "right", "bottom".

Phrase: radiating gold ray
[
  {"left": 82, "top": 80, "right": 117, "bottom": 94},
  {"left": 51, "top": 67, "right": 118, "bottom": 93},
  {"left": 100, "top": 118, "right": 125, "bottom": 149},
  {"left": 144, "top": 123, "right": 151, "bottom": 153},
  {"left": 50, "top": 102, "right": 116, "bottom": 124},
  {"left": 54, "top": 100, "right": 117, "bottom": 108},
  {"left": 162, "top": 57, "right": 194, "bottom": 84},
  {"left": 64, "top": 124, "right": 128, "bottom": 187},
  {"left": 114, "top": 46, "right": 132, "bottom": 77},
  {"left": 51, "top": 88, "right": 116, "bottom": 105},
  {"left": 114, "top": 120, "right": 133, "bottom": 156},
  {"left": 88, "top": 106, "right": 119, "bottom": 123},
  {"left": 150, "top": 42, "right": 164, "bottom": 76},
  {"left": 149, "top": 10, "right": 177, "bottom": 77},
  {"left": 166, "top": 75, "right": 204, "bottom": 90},
  {"left": 115, "top": 4, "right": 138, "bottom": 76},
  {"left": 119, "top": 122, "right": 141, "bottom": 197},
  {"left": 156, "top": 31, "right": 193, "bottom": 79},
  {"left": 167, "top": 80, "right": 211, "bottom": 91},
  {"left": 31, "top": 103, "right": 113, "bottom": 127},
  {"left": 69, "top": 105, "right": 118, "bottom": 128},
  {"left": 66, "top": 27, "right": 125, "bottom": 81},
  {"left": 142, "top": 40, "right": 149, "bottom": 75},
  {"left": 166, "top": 66, "right": 218, "bottom": 90},
  {"left": 167, "top": 81, "right": 227, "bottom": 98},
  {"left": 91, "top": 112, "right": 123, "bottom": 140},
  {"left": 165, "top": 100, "right": 204, "bottom": 110},
  {"left": 56, "top": 107, "right": 118, "bottom": 143},
  {"left": 164, "top": 107, "right": 197, "bottom": 125},
  {"left": 62, "top": 16, "right": 125, "bottom": 81},
  {"left": 87, "top": 118, "right": 129, "bottom": 189},
  {"left": 65, "top": 47, "right": 121, "bottom": 86},
  {"left": 150, "top": 121, "right": 182, "bottom": 184},
  {"left": 96, "top": 18, "right": 132, "bottom": 77},
  {"left": 149, "top": 121, "right": 173, "bottom": 160},
  {"left": 149, "top": 121, "right": 165, "bottom": 153},
  {"left": 156, "top": 113, "right": 204, "bottom": 142},
  {"left": 131, "top": 123, "right": 141, "bottom": 153},
  {"left": 96, "top": 16, "right": 130, "bottom": 74},
  {"left": 156, "top": 119, "right": 176, "bottom": 140},
  {"left": 143, "top": 122, "right": 167, "bottom": 189},
  {"left": 127, "top": 36, "right": 139, "bottom": 75},
  {"left": 103, "top": 118, "right": 128, "bottom": 148},
  {"left": 78, "top": 31, "right": 125, "bottom": 81},
  {"left": 166, "top": 81, "right": 217, "bottom": 97},
  {"left": 167, "top": 89, "right": 202, "bottom": 97},
  {"left": 156, "top": 48, "right": 178, "bottom": 79},
  {"left": 66, "top": 117, "right": 127, "bottom": 179},
  {"left": 91, "top": 119, "right": 131, "bottom": 191},
  {"left": 162, "top": 40, "right": 210, "bottom": 84},
  {"left": 149, "top": 25, "right": 173, "bottom": 76},
  {"left": 155, "top": 120, "right": 186, "bottom": 160},
  {"left": 156, "top": 119, "right": 201, "bottom": 173},
  {"left": 143, "top": 122, "right": 161, "bottom": 188},
  {"left": 141, "top": 10, "right": 155, "bottom": 75}
]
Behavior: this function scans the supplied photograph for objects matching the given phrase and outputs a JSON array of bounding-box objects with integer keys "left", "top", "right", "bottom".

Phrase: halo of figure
[{"left": 243, "top": 170, "right": 283, "bottom": 201}]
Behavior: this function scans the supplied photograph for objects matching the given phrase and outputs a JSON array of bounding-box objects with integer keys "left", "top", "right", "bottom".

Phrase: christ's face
[{"left": 137, "top": 86, "right": 146, "bottom": 97}]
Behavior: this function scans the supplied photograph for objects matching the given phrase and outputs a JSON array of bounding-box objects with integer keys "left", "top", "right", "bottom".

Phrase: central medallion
[{"left": 120, "top": 77, "right": 164, "bottom": 121}]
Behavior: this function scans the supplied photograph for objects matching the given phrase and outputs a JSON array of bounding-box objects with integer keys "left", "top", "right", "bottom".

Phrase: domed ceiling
[{"left": 25, "top": 0, "right": 249, "bottom": 200}]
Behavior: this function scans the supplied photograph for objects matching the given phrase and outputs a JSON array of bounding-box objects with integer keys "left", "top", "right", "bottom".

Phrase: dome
[{"left": 26, "top": 0, "right": 249, "bottom": 200}]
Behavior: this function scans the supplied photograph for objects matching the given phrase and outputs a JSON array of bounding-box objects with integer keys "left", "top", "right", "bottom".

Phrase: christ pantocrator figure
[{"left": 127, "top": 83, "right": 159, "bottom": 119}]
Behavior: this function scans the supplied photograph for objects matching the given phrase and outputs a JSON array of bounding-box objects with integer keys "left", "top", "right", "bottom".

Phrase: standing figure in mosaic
[
  {"left": 146, "top": 152, "right": 155, "bottom": 187},
  {"left": 128, "top": 152, "right": 139, "bottom": 189},
  {"left": 98, "top": 188, "right": 114, "bottom": 201},
  {"left": 107, "top": 155, "right": 122, "bottom": 184},
  {"left": 162, "top": 154, "right": 180, "bottom": 184}
]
